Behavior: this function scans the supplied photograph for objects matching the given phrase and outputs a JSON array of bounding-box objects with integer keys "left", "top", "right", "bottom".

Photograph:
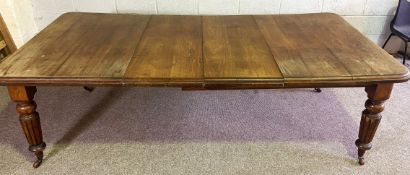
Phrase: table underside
[{"left": 0, "top": 13, "right": 408, "bottom": 89}]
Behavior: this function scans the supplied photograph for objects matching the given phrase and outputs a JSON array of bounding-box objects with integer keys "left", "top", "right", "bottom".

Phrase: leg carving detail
[
  {"left": 355, "top": 84, "right": 393, "bottom": 165},
  {"left": 8, "top": 86, "right": 46, "bottom": 168}
]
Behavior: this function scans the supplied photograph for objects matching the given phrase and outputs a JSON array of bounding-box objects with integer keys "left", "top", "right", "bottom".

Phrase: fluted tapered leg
[
  {"left": 356, "top": 83, "right": 393, "bottom": 165},
  {"left": 8, "top": 86, "right": 46, "bottom": 168}
]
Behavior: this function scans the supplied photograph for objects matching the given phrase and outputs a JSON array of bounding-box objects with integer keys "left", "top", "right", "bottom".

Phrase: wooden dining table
[{"left": 0, "top": 12, "right": 408, "bottom": 168}]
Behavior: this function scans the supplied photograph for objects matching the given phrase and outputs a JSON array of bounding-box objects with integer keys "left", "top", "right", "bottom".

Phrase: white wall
[
  {"left": 12, "top": 0, "right": 38, "bottom": 43},
  {"left": 0, "top": 0, "right": 26, "bottom": 46},
  {"left": 0, "top": 0, "right": 406, "bottom": 52}
]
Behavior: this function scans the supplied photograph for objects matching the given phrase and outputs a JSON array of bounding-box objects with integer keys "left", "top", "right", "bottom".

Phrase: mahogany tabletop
[{"left": 0, "top": 12, "right": 408, "bottom": 89}]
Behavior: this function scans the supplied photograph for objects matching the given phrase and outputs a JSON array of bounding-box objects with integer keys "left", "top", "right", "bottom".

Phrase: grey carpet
[{"left": 0, "top": 82, "right": 410, "bottom": 174}]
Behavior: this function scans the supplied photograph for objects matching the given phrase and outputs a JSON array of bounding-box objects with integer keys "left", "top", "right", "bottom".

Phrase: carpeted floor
[{"left": 1, "top": 75, "right": 410, "bottom": 174}]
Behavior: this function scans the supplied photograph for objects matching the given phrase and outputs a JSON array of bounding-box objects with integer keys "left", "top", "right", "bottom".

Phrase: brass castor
[
  {"left": 358, "top": 157, "right": 365, "bottom": 165},
  {"left": 30, "top": 142, "right": 46, "bottom": 168},
  {"left": 33, "top": 154, "right": 43, "bottom": 168}
]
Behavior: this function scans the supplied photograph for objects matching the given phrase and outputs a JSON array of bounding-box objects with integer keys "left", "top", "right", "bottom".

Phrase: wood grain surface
[
  {"left": 125, "top": 16, "right": 203, "bottom": 80},
  {"left": 0, "top": 12, "right": 408, "bottom": 88}
]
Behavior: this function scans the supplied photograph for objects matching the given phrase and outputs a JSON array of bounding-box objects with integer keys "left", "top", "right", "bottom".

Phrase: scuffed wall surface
[
  {"left": 0, "top": 0, "right": 24, "bottom": 46},
  {"left": 1, "top": 0, "right": 406, "bottom": 51}
]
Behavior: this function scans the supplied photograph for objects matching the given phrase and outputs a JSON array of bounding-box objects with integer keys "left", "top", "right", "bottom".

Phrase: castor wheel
[
  {"left": 314, "top": 88, "right": 322, "bottom": 93},
  {"left": 83, "top": 86, "right": 95, "bottom": 92}
]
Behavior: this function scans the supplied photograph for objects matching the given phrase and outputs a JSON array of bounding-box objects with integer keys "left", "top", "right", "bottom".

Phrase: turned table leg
[
  {"left": 355, "top": 83, "right": 393, "bottom": 165},
  {"left": 8, "top": 86, "right": 46, "bottom": 168}
]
